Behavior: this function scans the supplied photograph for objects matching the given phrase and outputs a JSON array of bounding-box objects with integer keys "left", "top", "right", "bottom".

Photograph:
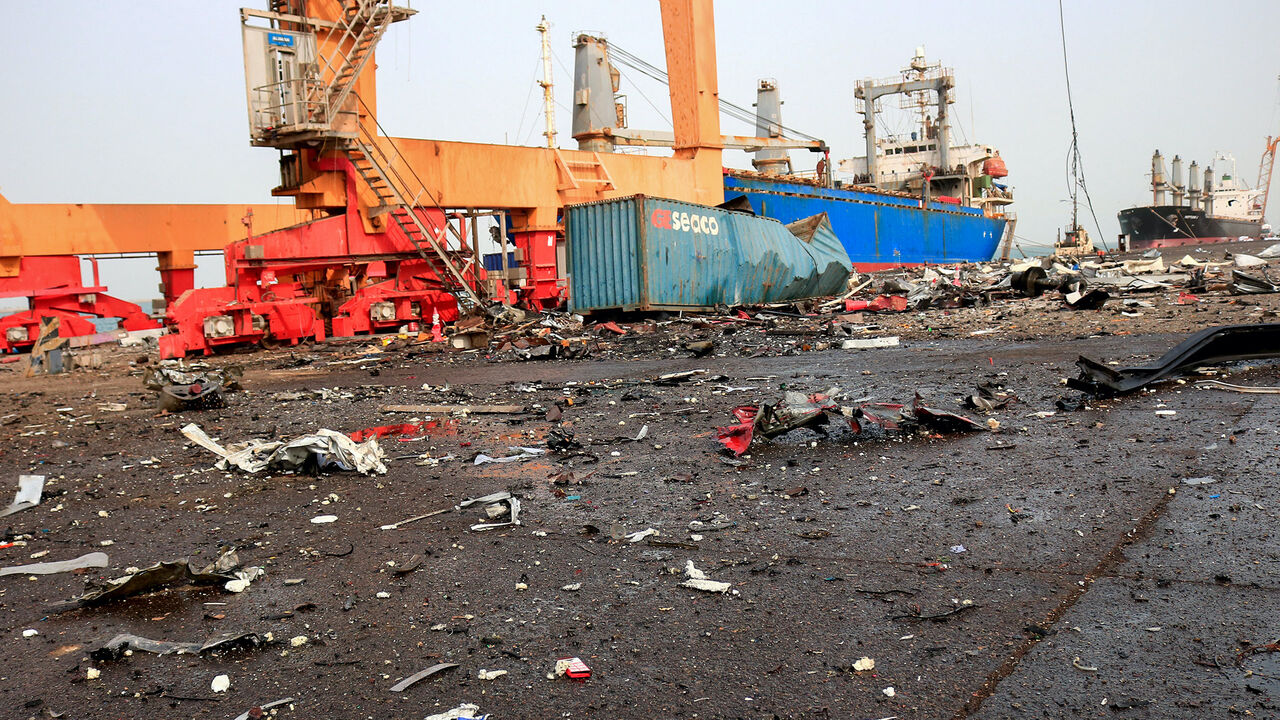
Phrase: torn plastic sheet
[
  {"left": 456, "top": 491, "right": 522, "bottom": 531},
  {"left": 71, "top": 549, "right": 262, "bottom": 607},
  {"left": 0, "top": 551, "right": 108, "bottom": 577},
  {"left": 181, "top": 424, "right": 387, "bottom": 475},
  {"left": 473, "top": 447, "right": 546, "bottom": 465},
  {"left": 91, "top": 631, "right": 269, "bottom": 661},
  {"left": 0, "top": 474, "right": 44, "bottom": 517}
]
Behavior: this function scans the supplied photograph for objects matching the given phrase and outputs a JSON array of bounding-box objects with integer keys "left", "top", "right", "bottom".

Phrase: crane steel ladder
[
  {"left": 346, "top": 119, "right": 483, "bottom": 308},
  {"left": 308, "top": 0, "right": 396, "bottom": 127},
  {"left": 287, "top": 0, "right": 483, "bottom": 308}
]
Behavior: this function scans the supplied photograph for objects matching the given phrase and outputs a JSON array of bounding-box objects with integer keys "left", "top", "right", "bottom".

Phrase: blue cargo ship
[
  {"left": 723, "top": 172, "right": 1007, "bottom": 271},
  {"left": 727, "top": 50, "right": 1014, "bottom": 270}
]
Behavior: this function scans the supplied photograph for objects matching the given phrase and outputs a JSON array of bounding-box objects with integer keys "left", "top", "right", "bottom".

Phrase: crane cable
[
  {"left": 1059, "top": 0, "right": 1109, "bottom": 251},
  {"left": 607, "top": 41, "right": 823, "bottom": 143}
]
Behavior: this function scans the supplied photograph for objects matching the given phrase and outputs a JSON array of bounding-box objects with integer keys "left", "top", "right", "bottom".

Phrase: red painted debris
[
  {"left": 596, "top": 321, "right": 627, "bottom": 336},
  {"left": 348, "top": 423, "right": 428, "bottom": 443},
  {"left": 716, "top": 405, "right": 759, "bottom": 456},
  {"left": 846, "top": 295, "right": 908, "bottom": 312}
]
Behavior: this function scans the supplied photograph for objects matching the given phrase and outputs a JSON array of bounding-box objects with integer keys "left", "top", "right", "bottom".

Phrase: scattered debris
[
  {"left": 0, "top": 474, "right": 44, "bottom": 517},
  {"left": 456, "top": 491, "right": 521, "bottom": 532},
  {"left": 390, "top": 662, "right": 460, "bottom": 692},
  {"left": 182, "top": 423, "right": 387, "bottom": 475},
  {"left": 719, "top": 390, "right": 986, "bottom": 455},
  {"left": 842, "top": 336, "right": 900, "bottom": 350},
  {"left": 0, "top": 552, "right": 109, "bottom": 577},
  {"left": 67, "top": 549, "right": 262, "bottom": 608},
  {"left": 91, "top": 631, "right": 269, "bottom": 661},
  {"left": 550, "top": 656, "right": 591, "bottom": 681},
  {"left": 477, "top": 669, "right": 507, "bottom": 681},
  {"left": 145, "top": 365, "right": 241, "bottom": 412},
  {"left": 1072, "top": 657, "right": 1099, "bottom": 672},
  {"left": 379, "top": 507, "right": 452, "bottom": 531},
  {"left": 211, "top": 674, "right": 231, "bottom": 692},
  {"left": 382, "top": 403, "right": 525, "bottom": 414},
  {"left": 473, "top": 446, "right": 546, "bottom": 465},
  {"left": 1070, "top": 324, "right": 1280, "bottom": 395},
  {"left": 853, "top": 657, "right": 876, "bottom": 672},
  {"left": 233, "top": 697, "right": 296, "bottom": 720},
  {"left": 1196, "top": 379, "right": 1280, "bottom": 394},
  {"left": 625, "top": 528, "right": 659, "bottom": 543},
  {"left": 682, "top": 560, "right": 733, "bottom": 593},
  {"left": 1230, "top": 269, "right": 1280, "bottom": 294},
  {"left": 424, "top": 703, "right": 485, "bottom": 720}
]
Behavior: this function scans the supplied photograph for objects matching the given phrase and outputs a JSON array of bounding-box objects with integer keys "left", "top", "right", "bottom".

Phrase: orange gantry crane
[{"left": 1, "top": 0, "right": 748, "bottom": 357}]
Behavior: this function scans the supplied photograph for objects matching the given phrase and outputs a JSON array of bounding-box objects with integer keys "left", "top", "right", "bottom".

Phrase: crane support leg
[{"left": 157, "top": 250, "right": 197, "bottom": 306}]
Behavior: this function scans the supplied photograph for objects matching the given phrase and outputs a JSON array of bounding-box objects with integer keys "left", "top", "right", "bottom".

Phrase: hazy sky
[{"left": 2, "top": 0, "right": 1279, "bottom": 299}]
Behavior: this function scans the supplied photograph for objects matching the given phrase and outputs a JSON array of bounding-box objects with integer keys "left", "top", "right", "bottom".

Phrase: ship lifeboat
[{"left": 982, "top": 155, "right": 1008, "bottom": 178}]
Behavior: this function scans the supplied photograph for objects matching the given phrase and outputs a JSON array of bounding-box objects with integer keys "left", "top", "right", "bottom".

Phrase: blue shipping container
[
  {"left": 482, "top": 252, "right": 518, "bottom": 272},
  {"left": 566, "top": 195, "right": 853, "bottom": 313}
]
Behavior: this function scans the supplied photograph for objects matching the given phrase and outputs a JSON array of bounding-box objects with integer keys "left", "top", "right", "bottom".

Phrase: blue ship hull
[{"left": 723, "top": 174, "right": 1006, "bottom": 270}]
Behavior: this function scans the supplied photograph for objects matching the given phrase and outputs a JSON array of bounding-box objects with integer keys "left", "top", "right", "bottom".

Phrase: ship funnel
[
  {"left": 1204, "top": 164, "right": 1215, "bottom": 216},
  {"left": 571, "top": 34, "right": 618, "bottom": 153},
  {"left": 1188, "top": 161, "right": 1202, "bottom": 211},
  {"left": 1152, "top": 150, "right": 1167, "bottom": 205},
  {"left": 1171, "top": 155, "right": 1185, "bottom": 206},
  {"left": 751, "top": 79, "right": 791, "bottom": 176}
]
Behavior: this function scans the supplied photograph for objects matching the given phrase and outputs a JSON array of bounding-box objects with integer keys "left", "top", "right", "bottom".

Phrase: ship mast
[{"left": 537, "top": 15, "right": 556, "bottom": 148}]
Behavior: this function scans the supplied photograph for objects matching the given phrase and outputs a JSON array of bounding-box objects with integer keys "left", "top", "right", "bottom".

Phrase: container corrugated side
[{"left": 567, "top": 196, "right": 852, "bottom": 313}]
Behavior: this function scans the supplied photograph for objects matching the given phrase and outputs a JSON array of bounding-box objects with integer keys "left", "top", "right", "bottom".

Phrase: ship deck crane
[{"left": 1257, "top": 134, "right": 1278, "bottom": 224}]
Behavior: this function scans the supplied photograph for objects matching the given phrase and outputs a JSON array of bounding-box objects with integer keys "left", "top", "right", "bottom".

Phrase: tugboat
[{"left": 1117, "top": 148, "right": 1272, "bottom": 250}]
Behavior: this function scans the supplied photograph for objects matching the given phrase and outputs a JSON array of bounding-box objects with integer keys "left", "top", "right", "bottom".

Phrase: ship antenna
[{"left": 1058, "top": 0, "right": 1108, "bottom": 250}]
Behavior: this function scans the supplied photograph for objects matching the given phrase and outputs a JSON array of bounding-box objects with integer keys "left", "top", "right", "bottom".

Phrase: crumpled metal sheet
[
  {"left": 1069, "top": 323, "right": 1280, "bottom": 395},
  {"left": 143, "top": 364, "right": 242, "bottom": 391},
  {"left": 91, "top": 631, "right": 268, "bottom": 661},
  {"left": 73, "top": 549, "right": 260, "bottom": 607},
  {"left": 1231, "top": 269, "right": 1280, "bottom": 295},
  {"left": 182, "top": 424, "right": 387, "bottom": 475},
  {"left": 457, "top": 491, "right": 521, "bottom": 532},
  {"left": 719, "top": 390, "right": 986, "bottom": 455}
]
